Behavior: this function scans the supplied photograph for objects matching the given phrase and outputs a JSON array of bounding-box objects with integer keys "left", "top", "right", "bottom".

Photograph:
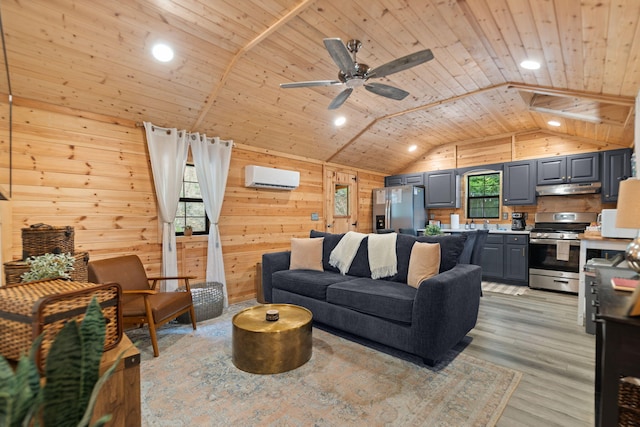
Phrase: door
[{"left": 325, "top": 168, "right": 358, "bottom": 234}]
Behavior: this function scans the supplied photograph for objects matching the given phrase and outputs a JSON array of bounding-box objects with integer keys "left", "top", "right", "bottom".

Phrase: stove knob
[{"left": 543, "top": 233, "right": 549, "bottom": 238}]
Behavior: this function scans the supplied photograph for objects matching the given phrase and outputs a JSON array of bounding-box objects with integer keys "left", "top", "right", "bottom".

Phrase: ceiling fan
[{"left": 280, "top": 38, "right": 434, "bottom": 110}]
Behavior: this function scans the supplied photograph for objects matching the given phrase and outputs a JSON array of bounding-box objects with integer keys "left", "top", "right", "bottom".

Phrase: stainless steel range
[{"left": 529, "top": 212, "right": 598, "bottom": 293}]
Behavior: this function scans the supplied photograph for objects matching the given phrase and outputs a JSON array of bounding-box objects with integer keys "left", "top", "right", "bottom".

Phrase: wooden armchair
[{"left": 88, "top": 255, "right": 196, "bottom": 357}]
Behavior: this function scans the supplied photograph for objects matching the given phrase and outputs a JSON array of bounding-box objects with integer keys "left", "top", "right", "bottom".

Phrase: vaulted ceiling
[{"left": 0, "top": 0, "right": 637, "bottom": 174}]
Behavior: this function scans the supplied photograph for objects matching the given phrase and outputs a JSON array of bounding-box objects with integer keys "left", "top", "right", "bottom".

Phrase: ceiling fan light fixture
[
  {"left": 334, "top": 116, "right": 346, "bottom": 126},
  {"left": 152, "top": 43, "right": 174, "bottom": 62},
  {"left": 520, "top": 60, "right": 541, "bottom": 70},
  {"left": 548, "top": 120, "right": 561, "bottom": 127}
]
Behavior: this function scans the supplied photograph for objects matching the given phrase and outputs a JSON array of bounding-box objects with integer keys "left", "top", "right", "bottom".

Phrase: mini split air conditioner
[{"left": 245, "top": 165, "right": 300, "bottom": 190}]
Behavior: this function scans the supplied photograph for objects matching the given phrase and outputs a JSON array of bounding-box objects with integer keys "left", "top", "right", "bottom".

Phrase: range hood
[{"left": 535, "top": 182, "right": 601, "bottom": 196}]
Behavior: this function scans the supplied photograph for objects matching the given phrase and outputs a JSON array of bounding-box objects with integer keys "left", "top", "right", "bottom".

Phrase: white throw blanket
[
  {"left": 329, "top": 231, "right": 367, "bottom": 274},
  {"left": 329, "top": 231, "right": 398, "bottom": 279},
  {"left": 368, "top": 233, "right": 398, "bottom": 279}
]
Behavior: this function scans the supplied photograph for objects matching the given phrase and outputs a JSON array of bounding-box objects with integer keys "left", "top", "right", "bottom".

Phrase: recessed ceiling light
[
  {"left": 334, "top": 116, "right": 346, "bottom": 126},
  {"left": 548, "top": 120, "right": 561, "bottom": 127},
  {"left": 408, "top": 145, "right": 417, "bottom": 152},
  {"left": 152, "top": 43, "right": 174, "bottom": 62},
  {"left": 520, "top": 60, "right": 540, "bottom": 70}
]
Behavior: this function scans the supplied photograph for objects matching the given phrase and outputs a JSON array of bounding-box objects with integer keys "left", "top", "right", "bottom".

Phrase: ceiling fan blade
[
  {"left": 280, "top": 80, "right": 342, "bottom": 88},
  {"left": 368, "top": 49, "right": 434, "bottom": 79},
  {"left": 364, "top": 82, "right": 409, "bottom": 100},
  {"left": 323, "top": 38, "right": 355, "bottom": 74},
  {"left": 328, "top": 88, "right": 353, "bottom": 110}
]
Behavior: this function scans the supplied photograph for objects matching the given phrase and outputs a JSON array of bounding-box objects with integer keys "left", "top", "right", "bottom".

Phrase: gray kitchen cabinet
[
  {"left": 503, "top": 160, "right": 536, "bottom": 205},
  {"left": 384, "top": 173, "right": 424, "bottom": 187},
  {"left": 504, "top": 235, "right": 528, "bottom": 282},
  {"left": 425, "top": 169, "right": 458, "bottom": 208},
  {"left": 601, "top": 148, "right": 632, "bottom": 203},
  {"left": 481, "top": 233, "right": 528, "bottom": 285},
  {"left": 481, "top": 234, "right": 504, "bottom": 280},
  {"left": 537, "top": 152, "right": 600, "bottom": 185}
]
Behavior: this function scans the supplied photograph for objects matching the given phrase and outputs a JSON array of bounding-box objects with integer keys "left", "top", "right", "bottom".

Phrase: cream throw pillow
[
  {"left": 407, "top": 242, "right": 441, "bottom": 288},
  {"left": 289, "top": 237, "right": 324, "bottom": 271}
]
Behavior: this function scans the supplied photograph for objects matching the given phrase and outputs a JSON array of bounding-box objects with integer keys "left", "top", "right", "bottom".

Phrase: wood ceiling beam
[
  {"left": 508, "top": 83, "right": 636, "bottom": 106},
  {"left": 191, "top": 0, "right": 315, "bottom": 130}
]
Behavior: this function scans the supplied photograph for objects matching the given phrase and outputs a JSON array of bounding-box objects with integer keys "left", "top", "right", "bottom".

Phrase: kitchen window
[
  {"left": 175, "top": 164, "right": 209, "bottom": 235},
  {"left": 466, "top": 172, "right": 500, "bottom": 219}
]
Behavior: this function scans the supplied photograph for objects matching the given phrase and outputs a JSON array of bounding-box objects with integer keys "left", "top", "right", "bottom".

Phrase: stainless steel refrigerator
[{"left": 372, "top": 185, "right": 426, "bottom": 232}]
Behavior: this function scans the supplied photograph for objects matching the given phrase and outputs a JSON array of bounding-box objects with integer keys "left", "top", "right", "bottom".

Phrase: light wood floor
[{"left": 460, "top": 288, "right": 595, "bottom": 426}]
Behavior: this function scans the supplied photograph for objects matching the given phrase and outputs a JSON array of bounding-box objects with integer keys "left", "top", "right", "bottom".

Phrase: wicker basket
[
  {"left": 176, "top": 282, "right": 224, "bottom": 323},
  {"left": 4, "top": 252, "right": 89, "bottom": 285},
  {"left": 619, "top": 377, "right": 640, "bottom": 426},
  {"left": 22, "top": 224, "right": 74, "bottom": 259},
  {"left": 0, "top": 279, "right": 122, "bottom": 369}
]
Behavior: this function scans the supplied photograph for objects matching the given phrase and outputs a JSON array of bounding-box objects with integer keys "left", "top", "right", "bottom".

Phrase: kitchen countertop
[{"left": 444, "top": 228, "right": 530, "bottom": 235}]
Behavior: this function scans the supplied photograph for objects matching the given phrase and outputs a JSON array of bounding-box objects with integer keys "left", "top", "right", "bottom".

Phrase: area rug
[
  {"left": 130, "top": 302, "right": 521, "bottom": 426},
  {"left": 482, "top": 281, "right": 528, "bottom": 295}
]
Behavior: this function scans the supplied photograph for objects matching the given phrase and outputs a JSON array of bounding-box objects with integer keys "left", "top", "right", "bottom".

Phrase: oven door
[{"left": 529, "top": 238, "right": 581, "bottom": 273}]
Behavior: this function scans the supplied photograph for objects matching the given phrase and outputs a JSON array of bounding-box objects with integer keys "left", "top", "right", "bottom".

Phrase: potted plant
[
  {"left": 184, "top": 226, "right": 193, "bottom": 236},
  {"left": 424, "top": 224, "right": 443, "bottom": 236},
  {"left": 0, "top": 298, "right": 123, "bottom": 426},
  {"left": 20, "top": 253, "right": 75, "bottom": 283}
]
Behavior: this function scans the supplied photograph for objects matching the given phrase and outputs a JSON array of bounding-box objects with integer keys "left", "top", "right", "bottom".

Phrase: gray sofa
[{"left": 261, "top": 230, "right": 488, "bottom": 366}]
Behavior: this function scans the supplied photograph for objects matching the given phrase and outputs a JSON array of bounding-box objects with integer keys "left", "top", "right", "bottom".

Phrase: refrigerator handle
[{"left": 385, "top": 200, "right": 391, "bottom": 229}]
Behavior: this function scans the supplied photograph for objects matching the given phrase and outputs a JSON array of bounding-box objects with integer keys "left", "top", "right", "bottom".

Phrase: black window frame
[
  {"left": 466, "top": 172, "right": 501, "bottom": 219},
  {"left": 175, "top": 164, "right": 209, "bottom": 236}
]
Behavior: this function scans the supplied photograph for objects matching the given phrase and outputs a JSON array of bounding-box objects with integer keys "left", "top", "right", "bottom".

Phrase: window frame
[
  {"left": 175, "top": 164, "right": 209, "bottom": 236},
  {"left": 465, "top": 170, "right": 502, "bottom": 220}
]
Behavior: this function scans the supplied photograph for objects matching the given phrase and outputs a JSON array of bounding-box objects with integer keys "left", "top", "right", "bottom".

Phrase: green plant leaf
[
  {"left": 78, "top": 299, "right": 106, "bottom": 417},
  {"left": 42, "top": 319, "right": 84, "bottom": 426}
]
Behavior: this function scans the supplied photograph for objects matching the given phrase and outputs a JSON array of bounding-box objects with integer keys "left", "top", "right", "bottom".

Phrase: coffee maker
[{"left": 511, "top": 212, "right": 526, "bottom": 230}]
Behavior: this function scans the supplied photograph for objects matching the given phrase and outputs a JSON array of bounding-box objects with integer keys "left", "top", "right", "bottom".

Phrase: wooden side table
[{"left": 92, "top": 335, "right": 141, "bottom": 427}]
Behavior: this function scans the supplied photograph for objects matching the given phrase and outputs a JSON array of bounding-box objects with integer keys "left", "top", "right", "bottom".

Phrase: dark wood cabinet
[
  {"left": 537, "top": 152, "right": 599, "bottom": 185},
  {"left": 384, "top": 173, "right": 424, "bottom": 187},
  {"left": 503, "top": 160, "right": 536, "bottom": 205},
  {"left": 594, "top": 267, "right": 640, "bottom": 426},
  {"left": 425, "top": 169, "right": 458, "bottom": 208},
  {"left": 601, "top": 148, "right": 632, "bottom": 203},
  {"left": 481, "top": 233, "right": 528, "bottom": 285}
]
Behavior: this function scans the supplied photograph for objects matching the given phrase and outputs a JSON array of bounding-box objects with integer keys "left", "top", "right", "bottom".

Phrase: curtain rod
[{"left": 136, "top": 122, "right": 235, "bottom": 146}]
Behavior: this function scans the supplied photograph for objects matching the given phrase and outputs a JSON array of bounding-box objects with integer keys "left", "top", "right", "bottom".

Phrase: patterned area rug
[
  {"left": 482, "top": 281, "right": 529, "bottom": 295},
  {"left": 130, "top": 302, "right": 522, "bottom": 426}
]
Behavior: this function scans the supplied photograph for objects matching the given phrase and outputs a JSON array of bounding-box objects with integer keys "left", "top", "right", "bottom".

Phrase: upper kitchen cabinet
[
  {"left": 601, "top": 148, "right": 632, "bottom": 203},
  {"left": 537, "top": 152, "right": 600, "bottom": 185},
  {"left": 503, "top": 160, "right": 536, "bottom": 205},
  {"left": 384, "top": 173, "right": 424, "bottom": 187},
  {"left": 424, "top": 170, "right": 459, "bottom": 208}
]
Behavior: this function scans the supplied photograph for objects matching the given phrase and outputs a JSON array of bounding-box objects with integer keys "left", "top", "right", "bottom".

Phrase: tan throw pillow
[
  {"left": 289, "top": 237, "right": 324, "bottom": 271},
  {"left": 407, "top": 242, "right": 441, "bottom": 288}
]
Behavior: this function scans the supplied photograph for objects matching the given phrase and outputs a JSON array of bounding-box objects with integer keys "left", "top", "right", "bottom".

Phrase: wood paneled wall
[{"left": 0, "top": 100, "right": 384, "bottom": 301}]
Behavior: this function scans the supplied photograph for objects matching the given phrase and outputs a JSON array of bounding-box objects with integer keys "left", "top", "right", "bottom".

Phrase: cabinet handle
[{"left": 522, "top": 248, "right": 525, "bottom": 256}]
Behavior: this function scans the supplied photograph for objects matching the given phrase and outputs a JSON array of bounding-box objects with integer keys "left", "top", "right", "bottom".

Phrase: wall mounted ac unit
[{"left": 245, "top": 165, "right": 300, "bottom": 190}]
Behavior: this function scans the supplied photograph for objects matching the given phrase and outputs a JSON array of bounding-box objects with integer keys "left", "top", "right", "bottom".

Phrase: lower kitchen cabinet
[{"left": 481, "top": 233, "right": 529, "bottom": 285}]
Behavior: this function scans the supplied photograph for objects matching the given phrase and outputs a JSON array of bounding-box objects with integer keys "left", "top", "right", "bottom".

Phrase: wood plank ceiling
[{"left": 0, "top": 0, "right": 637, "bottom": 174}]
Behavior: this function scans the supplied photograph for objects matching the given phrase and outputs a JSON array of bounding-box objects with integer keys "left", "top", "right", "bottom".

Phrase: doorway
[{"left": 324, "top": 167, "right": 358, "bottom": 234}]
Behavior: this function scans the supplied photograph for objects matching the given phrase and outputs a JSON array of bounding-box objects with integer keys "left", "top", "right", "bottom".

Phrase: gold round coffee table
[{"left": 232, "top": 303, "right": 312, "bottom": 374}]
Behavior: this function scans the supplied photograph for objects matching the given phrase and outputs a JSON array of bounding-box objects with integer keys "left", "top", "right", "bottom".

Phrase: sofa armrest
[
  {"left": 410, "top": 263, "right": 482, "bottom": 362},
  {"left": 261, "top": 251, "right": 291, "bottom": 303}
]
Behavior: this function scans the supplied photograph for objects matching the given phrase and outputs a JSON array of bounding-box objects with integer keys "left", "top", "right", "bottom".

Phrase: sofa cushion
[
  {"left": 272, "top": 269, "right": 355, "bottom": 300},
  {"left": 417, "top": 233, "right": 467, "bottom": 272},
  {"left": 310, "top": 230, "right": 371, "bottom": 278},
  {"left": 326, "top": 278, "right": 416, "bottom": 324},
  {"left": 407, "top": 242, "right": 441, "bottom": 288},
  {"left": 289, "top": 237, "right": 324, "bottom": 271}
]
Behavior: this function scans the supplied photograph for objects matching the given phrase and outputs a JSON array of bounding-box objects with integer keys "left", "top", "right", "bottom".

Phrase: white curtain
[
  {"left": 143, "top": 122, "right": 189, "bottom": 291},
  {"left": 190, "top": 133, "right": 233, "bottom": 306}
]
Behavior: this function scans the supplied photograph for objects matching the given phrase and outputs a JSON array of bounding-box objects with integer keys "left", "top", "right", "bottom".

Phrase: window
[
  {"left": 466, "top": 172, "right": 500, "bottom": 219},
  {"left": 175, "top": 164, "right": 208, "bottom": 235},
  {"left": 334, "top": 184, "right": 349, "bottom": 216}
]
